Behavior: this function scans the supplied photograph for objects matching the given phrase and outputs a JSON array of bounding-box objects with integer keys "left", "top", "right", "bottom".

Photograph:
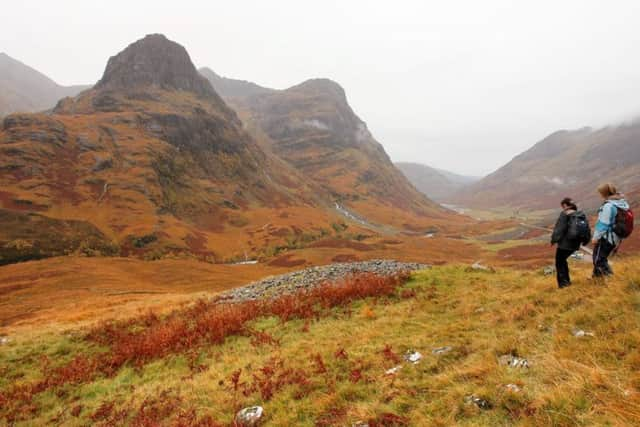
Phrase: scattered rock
[
  {"left": 571, "top": 252, "right": 585, "bottom": 261},
  {"left": 403, "top": 350, "right": 423, "bottom": 364},
  {"left": 385, "top": 365, "right": 403, "bottom": 375},
  {"left": 432, "top": 346, "right": 453, "bottom": 355},
  {"left": 503, "top": 384, "right": 522, "bottom": 393},
  {"left": 93, "top": 156, "right": 113, "bottom": 172},
  {"left": 76, "top": 135, "right": 97, "bottom": 151},
  {"left": 542, "top": 265, "right": 556, "bottom": 276},
  {"left": 572, "top": 329, "right": 595, "bottom": 338},
  {"left": 498, "top": 354, "right": 529, "bottom": 368},
  {"left": 218, "top": 260, "right": 430, "bottom": 303},
  {"left": 464, "top": 395, "right": 492, "bottom": 410},
  {"left": 468, "top": 261, "right": 495, "bottom": 273},
  {"left": 235, "top": 406, "right": 264, "bottom": 427}
]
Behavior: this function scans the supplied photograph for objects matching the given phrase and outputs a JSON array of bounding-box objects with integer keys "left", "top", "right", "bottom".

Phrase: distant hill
[
  {"left": 201, "top": 70, "right": 448, "bottom": 228},
  {"left": 451, "top": 122, "right": 640, "bottom": 210},
  {"left": 0, "top": 53, "right": 89, "bottom": 117},
  {"left": 396, "top": 162, "right": 479, "bottom": 201}
]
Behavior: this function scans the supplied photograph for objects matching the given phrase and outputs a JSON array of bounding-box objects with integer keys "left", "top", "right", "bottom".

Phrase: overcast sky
[{"left": 3, "top": 1, "right": 640, "bottom": 176}]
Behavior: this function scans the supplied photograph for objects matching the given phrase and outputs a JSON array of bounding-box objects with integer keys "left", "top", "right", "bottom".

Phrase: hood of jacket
[{"left": 605, "top": 197, "right": 630, "bottom": 210}]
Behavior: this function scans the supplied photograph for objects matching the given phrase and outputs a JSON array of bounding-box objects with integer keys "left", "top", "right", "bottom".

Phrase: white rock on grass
[
  {"left": 385, "top": 365, "right": 403, "bottom": 375},
  {"left": 235, "top": 406, "right": 264, "bottom": 426},
  {"left": 432, "top": 346, "right": 453, "bottom": 355},
  {"left": 467, "top": 262, "right": 496, "bottom": 273},
  {"left": 403, "top": 350, "right": 423, "bottom": 364},
  {"left": 0, "top": 337, "right": 9, "bottom": 346},
  {"left": 572, "top": 329, "right": 595, "bottom": 338},
  {"left": 464, "top": 395, "right": 492, "bottom": 409},
  {"left": 504, "top": 384, "right": 522, "bottom": 393},
  {"left": 542, "top": 266, "right": 556, "bottom": 276},
  {"left": 498, "top": 354, "right": 529, "bottom": 368}
]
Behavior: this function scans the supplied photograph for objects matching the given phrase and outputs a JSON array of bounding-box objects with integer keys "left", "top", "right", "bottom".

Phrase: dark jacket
[{"left": 551, "top": 209, "right": 581, "bottom": 251}]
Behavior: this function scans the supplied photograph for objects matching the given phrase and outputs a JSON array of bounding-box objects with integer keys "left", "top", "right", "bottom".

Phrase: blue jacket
[{"left": 593, "top": 197, "right": 630, "bottom": 245}]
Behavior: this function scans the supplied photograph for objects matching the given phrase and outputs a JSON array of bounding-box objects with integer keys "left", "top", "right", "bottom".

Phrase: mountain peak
[
  {"left": 95, "top": 34, "right": 216, "bottom": 97},
  {"left": 291, "top": 78, "right": 346, "bottom": 99}
]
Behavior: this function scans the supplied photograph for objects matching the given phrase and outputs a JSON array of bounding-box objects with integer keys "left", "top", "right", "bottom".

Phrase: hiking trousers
[
  {"left": 555, "top": 248, "right": 573, "bottom": 287},
  {"left": 593, "top": 238, "right": 615, "bottom": 277}
]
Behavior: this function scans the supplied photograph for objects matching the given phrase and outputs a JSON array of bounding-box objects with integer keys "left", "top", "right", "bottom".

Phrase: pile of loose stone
[{"left": 218, "top": 260, "right": 430, "bottom": 303}]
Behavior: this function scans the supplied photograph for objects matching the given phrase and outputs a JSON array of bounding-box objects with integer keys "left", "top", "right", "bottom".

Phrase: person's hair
[
  {"left": 597, "top": 183, "right": 618, "bottom": 198},
  {"left": 560, "top": 197, "right": 577, "bottom": 210}
]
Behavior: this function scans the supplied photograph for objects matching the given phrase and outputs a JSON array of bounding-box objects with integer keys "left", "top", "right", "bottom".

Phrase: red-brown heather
[{"left": 0, "top": 272, "right": 411, "bottom": 423}]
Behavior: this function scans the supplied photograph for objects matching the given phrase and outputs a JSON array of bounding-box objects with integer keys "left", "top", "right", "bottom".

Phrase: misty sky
[{"left": 3, "top": 1, "right": 640, "bottom": 176}]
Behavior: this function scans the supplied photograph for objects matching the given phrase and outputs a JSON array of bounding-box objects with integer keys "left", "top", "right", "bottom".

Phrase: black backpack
[{"left": 567, "top": 211, "right": 591, "bottom": 245}]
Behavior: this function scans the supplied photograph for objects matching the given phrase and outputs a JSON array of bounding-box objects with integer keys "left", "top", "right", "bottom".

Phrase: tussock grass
[{"left": 2, "top": 259, "right": 640, "bottom": 425}]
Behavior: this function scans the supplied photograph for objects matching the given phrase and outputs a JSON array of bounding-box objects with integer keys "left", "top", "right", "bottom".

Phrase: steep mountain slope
[
  {"left": 0, "top": 34, "right": 334, "bottom": 264},
  {"left": 451, "top": 122, "right": 640, "bottom": 210},
  {"left": 0, "top": 53, "right": 89, "bottom": 117},
  {"left": 201, "top": 71, "right": 448, "bottom": 228},
  {"left": 396, "top": 162, "right": 478, "bottom": 201}
]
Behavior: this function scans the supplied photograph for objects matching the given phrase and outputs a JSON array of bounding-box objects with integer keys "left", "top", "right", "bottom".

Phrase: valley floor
[{"left": 2, "top": 257, "right": 640, "bottom": 425}]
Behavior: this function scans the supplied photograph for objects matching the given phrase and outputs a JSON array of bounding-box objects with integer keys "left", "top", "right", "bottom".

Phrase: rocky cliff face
[
  {"left": 202, "top": 71, "right": 447, "bottom": 226},
  {"left": 96, "top": 34, "right": 217, "bottom": 99}
]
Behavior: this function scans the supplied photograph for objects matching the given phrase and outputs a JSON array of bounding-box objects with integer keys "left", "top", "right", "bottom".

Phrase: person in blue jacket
[{"left": 592, "top": 183, "right": 629, "bottom": 278}]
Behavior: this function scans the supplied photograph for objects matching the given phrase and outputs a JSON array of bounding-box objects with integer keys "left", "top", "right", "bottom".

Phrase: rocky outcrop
[
  {"left": 96, "top": 34, "right": 219, "bottom": 100},
  {"left": 2, "top": 114, "right": 67, "bottom": 146},
  {"left": 218, "top": 260, "right": 430, "bottom": 302}
]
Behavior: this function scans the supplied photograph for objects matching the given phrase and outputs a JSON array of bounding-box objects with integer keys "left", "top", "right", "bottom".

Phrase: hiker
[
  {"left": 592, "top": 183, "right": 631, "bottom": 278},
  {"left": 551, "top": 197, "right": 590, "bottom": 288}
]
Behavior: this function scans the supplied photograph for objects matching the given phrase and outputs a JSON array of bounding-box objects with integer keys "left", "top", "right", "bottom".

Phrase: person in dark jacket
[{"left": 550, "top": 197, "right": 581, "bottom": 288}]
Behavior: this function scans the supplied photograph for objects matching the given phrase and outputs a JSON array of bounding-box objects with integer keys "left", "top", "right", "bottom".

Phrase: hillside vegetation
[
  {"left": 452, "top": 123, "right": 640, "bottom": 210},
  {"left": 2, "top": 257, "right": 640, "bottom": 425}
]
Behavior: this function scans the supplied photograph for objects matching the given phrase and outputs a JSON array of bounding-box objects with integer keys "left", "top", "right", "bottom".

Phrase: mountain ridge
[
  {"left": 201, "top": 68, "right": 448, "bottom": 227},
  {"left": 450, "top": 121, "right": 640, "bottom": 210},
  {"left": 396, "top": 161, "right": 479, "bottom": 201},
  {"left": 0, "top": 52, "right": 89, "bottom": 117},
  {"left": 0, "top": 34, "right": 338, "bottom": 265}
]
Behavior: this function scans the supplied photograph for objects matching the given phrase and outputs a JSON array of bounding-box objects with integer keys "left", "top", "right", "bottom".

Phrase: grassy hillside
[
  {"left": 2, "top": 257, "right": 640, "bottom": 425},
  {"left": 452, "top": 123, "right": 640, "bottom": 210}
]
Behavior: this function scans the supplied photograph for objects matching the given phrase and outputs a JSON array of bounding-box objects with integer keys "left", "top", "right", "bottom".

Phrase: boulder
[{"left": 235, "top": 406, "right": 264, "bottom": 426}]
